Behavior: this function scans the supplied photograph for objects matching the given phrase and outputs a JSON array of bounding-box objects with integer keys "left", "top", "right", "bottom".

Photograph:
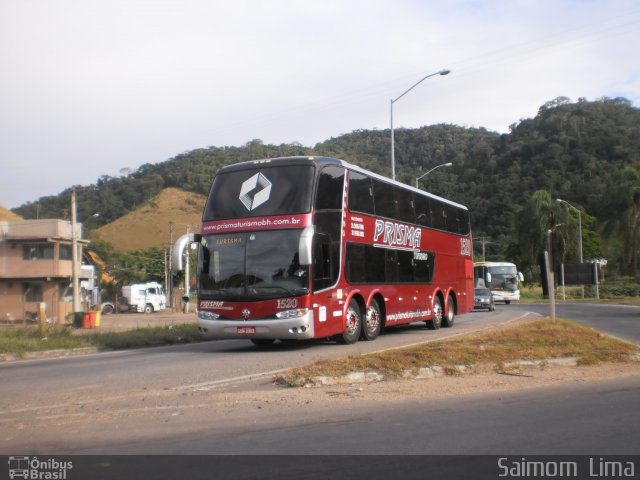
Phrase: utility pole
[
  {"left": 71, "top": 189, "right": 81, "bottom": 315},
  {"left": 184, "top": 225, "right": 191, "bottom": 313},
  {"left": 473, "top": 236, "right": 493, "bottom": 261},
  {"left": 168, "top": 222, "right": 174, "bottom": 309},
  {"left": 164, "top": 247, "right": 168, "bottom": 302}
]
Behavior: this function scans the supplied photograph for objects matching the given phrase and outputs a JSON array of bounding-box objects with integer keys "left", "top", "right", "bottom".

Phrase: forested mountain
[{"left": 12, "top": 97, "right": 640, "bottom": 277}]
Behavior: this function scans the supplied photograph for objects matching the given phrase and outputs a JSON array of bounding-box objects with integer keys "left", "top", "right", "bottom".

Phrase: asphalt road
[
  {"left": 1, "top": 303, "right": 638, "bottom": 459},
  {"left": 93, "top": 372, "right": 640, "bottom": 455},
  {"left": 510, "top": 302, "right": 640, "bottom": 345}
]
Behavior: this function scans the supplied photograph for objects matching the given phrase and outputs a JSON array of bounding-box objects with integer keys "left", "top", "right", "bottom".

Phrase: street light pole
[
  {"left": 556, "top": 199, "right": 583, "bottom": 263},
  {"left": 415, "top": 162, "right": 453, "bottom": 188},
  {"left": 390, "top": 69, "right": 450, "bottom": 181}
]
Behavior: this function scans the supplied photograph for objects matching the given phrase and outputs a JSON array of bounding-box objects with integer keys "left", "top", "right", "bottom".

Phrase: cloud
[{"left": 0, "top": 0, "right": 638, "bottom": 208}]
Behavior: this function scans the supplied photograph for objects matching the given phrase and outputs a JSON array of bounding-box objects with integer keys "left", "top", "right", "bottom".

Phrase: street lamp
[
  {"left": 390, "top": 69, "right": 450, "bottom": 181},
  {"left": 415, "top": 162, "right": 453, "bottom": 188},
  {"left": 556, "top": 199, "right": 583, "bottom": 263}
]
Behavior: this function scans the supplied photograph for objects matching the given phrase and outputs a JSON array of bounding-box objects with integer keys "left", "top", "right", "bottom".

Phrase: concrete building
[{"left": 0, "top": 219, "right": 90, "bottom": 324}]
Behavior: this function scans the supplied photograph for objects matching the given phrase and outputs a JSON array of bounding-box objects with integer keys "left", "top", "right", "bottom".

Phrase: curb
[
  {"left": 0, "top": 347, "right": 100, "bottom": 363},
  {"left": 279, "top": 357, "right": 596, "bottom": 388}
]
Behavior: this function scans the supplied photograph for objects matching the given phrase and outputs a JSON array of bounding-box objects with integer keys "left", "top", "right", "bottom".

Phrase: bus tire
[
  {"left": 426, "top": 297, "right": 442, "bottom": 330},
  {"left": 442, "top": 295, "right": 455, "bottom": 328},
  {"left": 361, "top": 299, "right": 382, "bottom": 341},
  {"left": 251, "top": 338, "right": 276, "bottom": 346},
  {"left": 336, "top": 299, "right": 362, "bottom": 345}
]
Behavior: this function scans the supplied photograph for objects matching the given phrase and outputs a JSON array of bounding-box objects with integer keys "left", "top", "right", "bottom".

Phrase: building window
[
  {"left": 59, "top": 244, "right": 72, "bottom": 260},
  {"left": 22, "top": 244, "right": 54, "bottom": 260},
  {"left": 22, "top": 282, "right": 44, "bottom": 302}
]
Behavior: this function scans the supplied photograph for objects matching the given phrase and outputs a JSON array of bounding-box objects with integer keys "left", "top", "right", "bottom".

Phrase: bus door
[{"left": 311, "top": 231, "right": 344, "bottom": 336}]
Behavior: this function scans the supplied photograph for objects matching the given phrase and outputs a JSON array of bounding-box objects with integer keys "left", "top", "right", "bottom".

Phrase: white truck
[{"left": 120, "top": 282, "right": 167, "bottom": 313}]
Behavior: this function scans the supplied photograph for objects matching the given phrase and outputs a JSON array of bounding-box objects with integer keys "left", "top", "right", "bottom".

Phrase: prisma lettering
[{"left": 373, "top": 219, "right": 421, "bottom": 249}]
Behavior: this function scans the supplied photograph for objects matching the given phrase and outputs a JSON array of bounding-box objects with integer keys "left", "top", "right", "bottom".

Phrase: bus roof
[{"left": 216, "top": 156, "right": 468, "bottom": 211}]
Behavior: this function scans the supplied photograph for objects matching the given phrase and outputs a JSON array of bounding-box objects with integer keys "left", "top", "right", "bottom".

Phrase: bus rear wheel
[
  {"left": 426, "top": 297, "right": 442, "bottom": 330},
  {"left": 442, "top": 294, "right": 455, "bottom": 328},
  {"left": 335, "top": 299, "right": 362, "bottom": 344},
  {"left": 361, "top": 299, "right": 382, "bottom": 341}
]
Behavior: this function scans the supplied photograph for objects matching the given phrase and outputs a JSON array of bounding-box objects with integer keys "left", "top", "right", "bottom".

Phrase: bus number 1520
[
  {"left": 277, "top": 298, "right": 298, "bottom": 309},
  {"left": 460, "top": 238, "right": 472, "bottom": 256}
]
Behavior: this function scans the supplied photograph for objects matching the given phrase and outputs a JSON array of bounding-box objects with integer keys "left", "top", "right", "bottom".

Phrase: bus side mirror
[
  {"left": 486, "top": 273, "right": 491, "bottom": 284},
  {"left": 172, "top": 232, "right": 194, "bottom": 271},
  {"left": 298, "top": 226, "right": 315, "bottom": 266},
  {"left": 518, "top": 272, "right": 524, "bottom": 282}
]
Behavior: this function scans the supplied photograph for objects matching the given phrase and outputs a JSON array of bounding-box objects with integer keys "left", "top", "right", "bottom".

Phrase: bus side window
[
  {"left": 397, "top": 250, "right": 414, "bottom": 282},
  {"left": 460, "top": 209, "right": 470, "bottom": 235},
  {"left": 396, "top": 188, "right": 415, "bottom": 224},
  {"left": 315, "top": 166, "right": 344, "bottom": 210},
  {"left": 414, "top": 251, "right": 435, "bottom": 283},
  {"left": 348, "top": 171, "right": 374, "bottom": 215},
  {"left": 384, "top": 249, "right": 398, "bottom": 283},
  {"left": 414, "top": 194, "right": 430, "bottom": 227},
  {"left": 431, "top": 199, "right": 447, "bottom": 231},
  {"left": 313, "top": 233, "right": 332, "bottom": 291},
  {"left": 373, "top": 179, "right": 396, "bottom": 219}
]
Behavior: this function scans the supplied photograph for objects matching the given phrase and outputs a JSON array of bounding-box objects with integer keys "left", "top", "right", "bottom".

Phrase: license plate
[{"left": 237, "top": 326, "right": 256, "bottom": 334}]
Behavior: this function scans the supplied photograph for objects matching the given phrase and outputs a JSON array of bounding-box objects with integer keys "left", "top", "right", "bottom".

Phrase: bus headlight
[
  {"left": 198, "top": 310, "right": 220, "bottom": 320},
  {"left": 275, "top": 308, "right": 309, "bottom": 319}
]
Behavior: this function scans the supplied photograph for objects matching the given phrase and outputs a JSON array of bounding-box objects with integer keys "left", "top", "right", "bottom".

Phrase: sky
[{"left": 1, "top": 0, "right": 639, "bottom": 209}]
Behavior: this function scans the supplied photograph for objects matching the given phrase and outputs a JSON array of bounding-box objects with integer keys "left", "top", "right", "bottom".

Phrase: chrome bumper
[{"left": 197, "top": 310, "right": 315, "bottom": 340}]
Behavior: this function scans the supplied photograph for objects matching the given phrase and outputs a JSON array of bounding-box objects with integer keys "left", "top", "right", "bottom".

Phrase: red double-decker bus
[{"left": 173, "top": 156, "right": 474, "bottom": 345}]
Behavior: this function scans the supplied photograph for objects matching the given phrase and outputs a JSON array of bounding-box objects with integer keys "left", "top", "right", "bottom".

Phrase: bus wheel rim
[
  {"left": 346, "top": 308, "right": 359, "bottom": 335},
  {"left": 366, "top": 307, "right": 379, "bottom": 333}
]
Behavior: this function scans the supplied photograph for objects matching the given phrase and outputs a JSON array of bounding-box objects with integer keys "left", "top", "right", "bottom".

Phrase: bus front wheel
[
  {"left": 426, "top": 297, "right": 442, "bottom": 330},
  {"left": 336, "top": 299, "right": 362, "bottom": 344}
]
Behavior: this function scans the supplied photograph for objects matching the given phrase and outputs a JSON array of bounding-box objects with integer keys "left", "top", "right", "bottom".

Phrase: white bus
[{"left": 473, "top": 261, "right": 524, "bottom": 304}]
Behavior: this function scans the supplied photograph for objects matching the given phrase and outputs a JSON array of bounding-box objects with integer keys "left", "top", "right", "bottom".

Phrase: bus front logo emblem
[
  {"left": 239, "top": 173, "right": 272, "bottom": 211},
  {"left": 241, "top": 308, "right": 251, "bottom": 319}
]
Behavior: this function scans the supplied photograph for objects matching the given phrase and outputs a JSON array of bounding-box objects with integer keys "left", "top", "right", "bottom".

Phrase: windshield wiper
[{"left": 249, "top": 284, "right": 307, "bottom": 297}]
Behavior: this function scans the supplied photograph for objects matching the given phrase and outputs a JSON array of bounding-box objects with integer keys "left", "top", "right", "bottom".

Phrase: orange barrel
[
  {"left": 82, "top": 312, "right": 91, "bottom": 329},
  {"left": 88, "top": 311, "right": 96, "bottom": 328}
]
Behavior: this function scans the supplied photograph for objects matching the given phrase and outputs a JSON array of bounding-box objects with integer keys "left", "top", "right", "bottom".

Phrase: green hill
[
  {"left": 91, "top": 187, "right": 205, "bottom": 252},
  {"left": 11, "top": 96, "right": 640, "bottom": 276}
]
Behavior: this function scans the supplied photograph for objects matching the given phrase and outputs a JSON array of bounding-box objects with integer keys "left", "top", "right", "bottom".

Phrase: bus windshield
[
  {"left": 203, "top": 165, "right": 315, "bottom": 221},
  {"left": 198, "top": 230, "right": 309, "bottom": 300},
  {"left": 487, "top": 266, "right": 518, "bottom": 291}
]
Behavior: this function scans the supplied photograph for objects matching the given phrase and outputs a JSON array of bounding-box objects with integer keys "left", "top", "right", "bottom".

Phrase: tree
[
  {"left": 603, "top": 166, "right": 640, "bottom": 275},
  {"left": 514, "top": 190, "right": 565, "bottom": 274}
]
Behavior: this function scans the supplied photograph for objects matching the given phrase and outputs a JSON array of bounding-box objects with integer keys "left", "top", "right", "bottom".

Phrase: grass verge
[
  {"left": 0, "top": 324, "right": 201, "bottom": 358},
  {"left": 277, "top": 318, "right": 639, "bottom": 387}
]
